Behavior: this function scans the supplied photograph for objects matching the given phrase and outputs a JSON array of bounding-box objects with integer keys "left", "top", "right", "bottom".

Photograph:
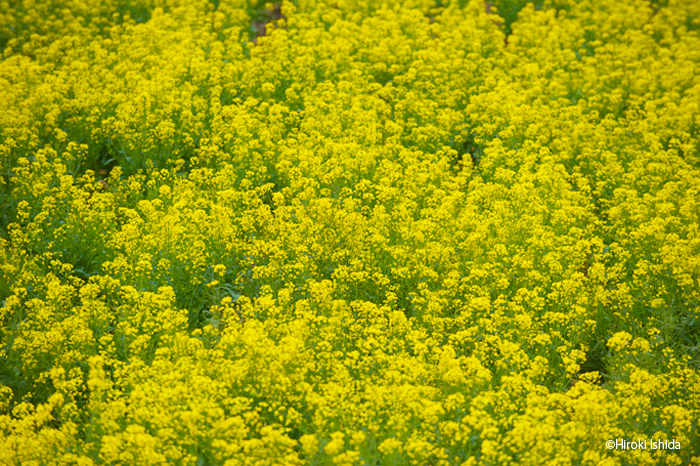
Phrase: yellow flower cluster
[{"left": 2, "top": 0, "right": 699, "bottom": 464}]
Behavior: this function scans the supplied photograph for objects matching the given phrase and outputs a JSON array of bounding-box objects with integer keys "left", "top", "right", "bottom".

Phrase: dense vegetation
[{"left": 1, "top": 0, "right": 699, "bottom": 464}]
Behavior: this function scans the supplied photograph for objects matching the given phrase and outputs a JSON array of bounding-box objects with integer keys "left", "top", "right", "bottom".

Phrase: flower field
[{"left": 1, "top": 0, "right": 700, "bottom": 464}]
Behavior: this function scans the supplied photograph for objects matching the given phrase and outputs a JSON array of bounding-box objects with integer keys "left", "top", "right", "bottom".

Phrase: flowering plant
[{"left": 1, "top": 0, "right": 699, "bottom": 464}]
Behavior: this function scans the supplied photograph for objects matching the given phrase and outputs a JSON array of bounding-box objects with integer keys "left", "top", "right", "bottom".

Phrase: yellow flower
[{"left": 608, "top": 331, "right": 633, "bottom": 352}]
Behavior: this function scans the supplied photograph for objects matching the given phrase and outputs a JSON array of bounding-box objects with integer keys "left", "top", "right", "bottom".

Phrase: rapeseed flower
[{"left": 1, "top": 0, "right": 699, "bottom": 464}]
